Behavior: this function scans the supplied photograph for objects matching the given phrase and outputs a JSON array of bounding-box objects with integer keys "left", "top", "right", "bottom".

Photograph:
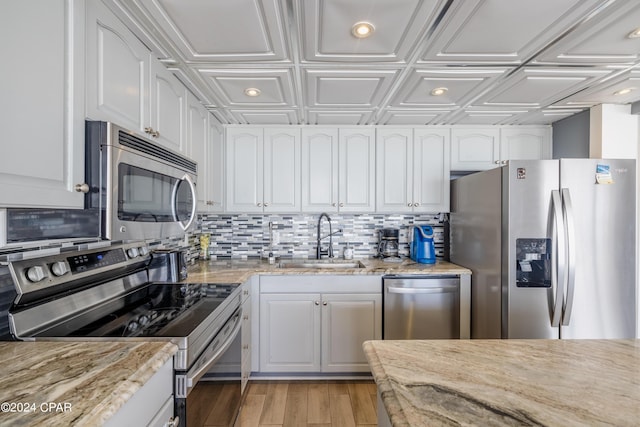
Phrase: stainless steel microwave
[{"left": 85, "top": 121, "right": 197, "bottom": 241}]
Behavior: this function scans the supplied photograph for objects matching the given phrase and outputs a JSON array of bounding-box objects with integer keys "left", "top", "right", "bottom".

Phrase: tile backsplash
[{"left": 196, "top": 213, "right": 448, "bottom": 260}]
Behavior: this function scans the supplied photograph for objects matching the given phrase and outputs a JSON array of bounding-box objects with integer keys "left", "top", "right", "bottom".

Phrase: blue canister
[{"left": 410, "top": 225, "right": 436, "bottom": 264}]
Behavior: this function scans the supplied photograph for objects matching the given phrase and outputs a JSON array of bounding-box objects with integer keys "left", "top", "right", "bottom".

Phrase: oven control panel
[
  {"left": 67, "top": 249, "right": 127, "bottom": 273},
  {"left": 7, "top": 242, "right": 151, "bottom": 306}
]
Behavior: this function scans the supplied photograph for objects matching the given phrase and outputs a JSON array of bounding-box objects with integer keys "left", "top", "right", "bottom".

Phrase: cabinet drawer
[{"left": 260, "top": 275, "right": 381, "bottom": 293}]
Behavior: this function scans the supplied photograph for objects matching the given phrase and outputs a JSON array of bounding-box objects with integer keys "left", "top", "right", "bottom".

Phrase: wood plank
[
  {"left": 283, "top": 392, "right": 308, "bottom": 427},
  {"left": 287, "top": 382, "right": 309, "bottom": 394},
  {"left": 330, "top": 394, "right": 356, "bottom": 427},
  {"left": 188, "top": 383, "right": 222, "bottom": 427},
  {"left": 259, "top": 382, "right": 289, "bottom": 424},
  {"left": 327, "top": 381, "right": 349, "bottom": 395},
  {"left": 236, "top": 394, "right": 266, "bottom": 427},
  {"left": 347, "top": 383, "right": 377, "bottom": 425},
  {"left": 248, "top": 381, "right": 270, "bottom": 395},
  {"left": 307, "top": 382, "right": 330, "bottom": 424},
  {"left": 205, "top": 383, "right": 242, "bottom": 426}
]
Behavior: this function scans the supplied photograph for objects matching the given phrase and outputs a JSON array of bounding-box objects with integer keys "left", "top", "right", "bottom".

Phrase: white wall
[{"left": 590, "top": 104, "right": 638, "bottom": 159}]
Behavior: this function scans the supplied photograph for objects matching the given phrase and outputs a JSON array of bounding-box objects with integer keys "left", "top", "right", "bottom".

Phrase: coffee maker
[{"left": 377, "top": 228, "right": 400, "bottom": 259}]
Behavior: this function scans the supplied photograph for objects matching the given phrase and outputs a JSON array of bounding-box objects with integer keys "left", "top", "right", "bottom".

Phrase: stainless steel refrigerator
[{"left": 450, "top": 159, "right": 636, "bottom": 339}]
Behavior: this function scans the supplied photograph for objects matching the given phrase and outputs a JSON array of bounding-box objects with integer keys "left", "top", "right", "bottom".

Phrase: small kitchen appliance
[
  {"left": 377, "top": 228, "right": 399, "bottom": 259},
  {"left": 410, "top": 225, "right": 436, "bottom": 264}
]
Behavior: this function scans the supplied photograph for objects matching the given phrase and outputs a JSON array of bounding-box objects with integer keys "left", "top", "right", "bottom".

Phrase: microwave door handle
[{"left": 171, "top": 174, "right": 197, "bottom": 231}]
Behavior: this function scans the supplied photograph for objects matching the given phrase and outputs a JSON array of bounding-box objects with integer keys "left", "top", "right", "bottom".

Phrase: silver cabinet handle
[
  {"left": 387, "top": 286, "right": 458, "bottom": 294},
  {"left": 339, "top": 203, "right": 344, "bottom": 207},
  {"left": 167, "top": 416, "right": 180, "bottom": 427},
  {"left": 407, "top": 203, "right": 412, "bottom": 207},
  {"left": 264, "top": 202, "right": 270, "bottom": 207},
  {"left": 315, "top": 301, "right": 320, "bottom": 305},
  {"left": 414, "top": 202, "right": 420, "bottom": 207},
  {"left": 257, "top": 202, "right": 262, "bottom": 207},
  {"left": 494, "top": 160, "right": 501, "bottom": 164},
  {"left": 75, "top": 183, "right": 89, "bottom": 193},
  {"left": 322, "top": 301, "right": 327, "bottom": 306},
  {"left": 152, "top": 130, "right": 160, "bottom": 138},
  {"left": 144, "top": 126, "right": 153, "bottom": 134},
  {"left": 332, "top": 203, "right": 337, "bottom": 207}
]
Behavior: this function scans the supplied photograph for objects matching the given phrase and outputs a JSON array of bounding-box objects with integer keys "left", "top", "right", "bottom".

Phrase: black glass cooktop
[{"left": 35, "top": 282, "right": 239, "bottom": 338}]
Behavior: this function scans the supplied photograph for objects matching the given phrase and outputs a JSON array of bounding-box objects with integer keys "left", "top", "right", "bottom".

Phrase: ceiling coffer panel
[
  {"left": 419, "top": 0, "right": 605, "bottom": 64},
  {"left": 379, "top": 110, "right": 452, "bottom": 125},
  {"left": 230, "top": 109, "right": 300, "bottom": 125},
  {"left": 299, "top": 0, "right": 446, "bottom": 62},
  {"left": 198, "top": 69, "right": 296, "bottom": 107},
  {"left": 308, "top": 110, "right": 373, "bottom": 125},
  {"left": 138, "top": 0, "right": 290, "bottom": 62},
  {"left": 557, "top": 70, "right": 640, "bottom": 107},
  {"left": 474, "top": 67, "right": 612, "bottom": 108},
  {"left": 389, "top": 68, "right": 510, "bottom": 108},
  {"left": 534, "top": 1, "right": 640, "bottom": 65},
  {"left": 304, "top": 69, "right": 398, "bottom": 107}
]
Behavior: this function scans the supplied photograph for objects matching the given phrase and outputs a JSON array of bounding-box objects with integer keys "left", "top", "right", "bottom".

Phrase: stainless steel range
[{"left": 1, "top": 241, "right": 242, "bottom": 426}]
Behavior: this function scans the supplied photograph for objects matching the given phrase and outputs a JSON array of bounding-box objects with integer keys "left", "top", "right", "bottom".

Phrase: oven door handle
[{"left": 185, "top": 307, "right": 242, "bottom": 392}]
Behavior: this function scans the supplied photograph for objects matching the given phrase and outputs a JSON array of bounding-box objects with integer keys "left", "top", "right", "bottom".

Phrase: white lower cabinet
[
  {"left": 104, "top": 357, "right": 175, "bottom": 427},
  {"left": 240, "top": 279, "right": 252, "bottom": 394},
  {"left": 259, "top": 275, "right": 382, "bottom": 373}
]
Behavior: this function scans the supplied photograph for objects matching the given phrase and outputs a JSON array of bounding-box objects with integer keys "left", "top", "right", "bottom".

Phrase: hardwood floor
[{"left": 236, "top": 380, "right": 378, "bottom": 427}]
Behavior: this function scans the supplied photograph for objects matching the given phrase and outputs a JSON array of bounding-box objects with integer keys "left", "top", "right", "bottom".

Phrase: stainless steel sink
[{"left": 277, "top": 260, "right": 366, "bottom": 269}]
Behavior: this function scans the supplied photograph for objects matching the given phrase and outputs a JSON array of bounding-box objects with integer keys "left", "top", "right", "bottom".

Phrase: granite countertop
[
  {"left": 184, "top": 258, "right": 471, "bottom": 284},
  {"left": 0, "top": 341, "right": 177, "bottom": 426},
  {"left": 363, "top": 339, "right": 640, "bottom": 426}
]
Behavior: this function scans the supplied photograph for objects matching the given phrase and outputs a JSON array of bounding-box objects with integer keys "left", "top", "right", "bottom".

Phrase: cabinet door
[
  {"left": 301, "top": 128, "right": 339, "bottom": 212},
  {"left": 186, "top": 93, "right": 207, "bottom": 209},
  {"left": 86, "top": 0, "right": 149, "bottom": 133},
  {"left": 259, "top": 293, "right": 321, "bottom": 372},
  {"left": 241, "top": 284, "right": 251, "bottom": 394},
  {"left": 500, "top": 127, "right": 551, "bottom": 162},
  {"left": 321, "top": 293, "right": 382, "bottom": 372},
  {"left": 338, "top": 128, "right": 375, "bottom": 212},
  {"left": 0, "top": 0, "right": 85, "bottom": 208},
  {"left": 226, "top": 128, "right": 263, "bottom": 212},
  {"left": 376, "top": 129, "right": 413, "bottom": 212},
  {"left": 450, "top": 128, "right": 500, "bottom": 171},
  {"left": 150, "top": 60, "right": 185, "bottom": 152},
  {"left": 413, "top": 129, "right": 450, "bottom": 213},
  {"left": 203, "top": 116, "right": 225, "bottom": 212},
  {"left": 264, "top": 128, "right": 301, "bottom": 212}
]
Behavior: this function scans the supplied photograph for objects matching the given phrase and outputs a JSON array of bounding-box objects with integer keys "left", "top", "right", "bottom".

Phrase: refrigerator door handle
[
  {"left": 550, "top": 190, "right": 566, "bottom": 327},
  {"left": 561, "top": 188, "right": 576, "bottom": 326}
]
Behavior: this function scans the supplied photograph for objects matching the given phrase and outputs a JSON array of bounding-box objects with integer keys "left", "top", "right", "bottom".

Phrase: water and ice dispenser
[{"left": 516, "top": 238, "right": 551, "bottom": 287}]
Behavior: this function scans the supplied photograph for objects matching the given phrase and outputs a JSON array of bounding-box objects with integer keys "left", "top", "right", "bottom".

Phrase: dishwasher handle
[{"left": 386, "top": 285, "right": 458, "bottom": 294}]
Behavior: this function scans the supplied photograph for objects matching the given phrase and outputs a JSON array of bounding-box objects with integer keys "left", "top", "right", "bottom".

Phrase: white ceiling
[{"left": 105, "top": 0, "right": 640, "bottom": 126}]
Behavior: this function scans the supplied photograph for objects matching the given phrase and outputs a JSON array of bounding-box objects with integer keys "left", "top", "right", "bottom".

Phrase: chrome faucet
[{"left": 316, "top": 213, "right": 341, "bottom": 259}]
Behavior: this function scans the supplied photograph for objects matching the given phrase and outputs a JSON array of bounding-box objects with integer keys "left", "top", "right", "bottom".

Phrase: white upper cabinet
[
  {"left": 199, "top": 116, "right": 225, "bottom": 213},
  {"left": 226, "top": 128, "right": 264, "bottom": 212},
  {"left": 451, "top": 126, "right": 551, "bottom": 171},
  {"left": 377, "top": 128, "right": 450, "bottom": 213},
  {"left": 186, "top": 92, "right": 208, "bottom": 210},
  {"left": 301, "top": 128, "right": 339, "bottom": 212},
  {"left": 226, "top": 127, "right": 300, "bottom": 213},
  {"left": 263, "top": 128, "right": 301, "bottom": 212},
  {"left": 499, "top": 127, "right": 552, "bottom": 163},
  {"left": 338, "top": 129, "right": 375, "bottom": 212},
  {"left": 86, "top": 0, "right": 188, "bottom": 152},
  {"left": 450, "top": 128, "right": 500, "bottom": 171},
  {"left": 0, "top": 0, "right": 86, "bottom": 208},
  {"left": 150, "top": 60, "right": 186, "bottom": 153},
  {"left": 302, "top": 128, "right": 375, "bottom": 213},
  {"left": 86, "top": 0, "right": 149, "bottom": 134}
]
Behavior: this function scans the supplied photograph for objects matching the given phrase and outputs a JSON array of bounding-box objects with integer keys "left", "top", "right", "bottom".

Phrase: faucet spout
[{"left": 316, "top": 213, "right": 334, "bottom": 259}]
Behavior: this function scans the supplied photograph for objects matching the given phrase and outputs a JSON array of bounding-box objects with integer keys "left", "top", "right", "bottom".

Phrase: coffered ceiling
[{"left": 104, "top": 0, "right": 640, "bottom": 125}]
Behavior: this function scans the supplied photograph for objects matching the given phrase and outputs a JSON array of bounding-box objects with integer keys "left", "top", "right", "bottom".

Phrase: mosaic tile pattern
[{"left": 197, "top": 213, "right": 448, "bottom": 260}]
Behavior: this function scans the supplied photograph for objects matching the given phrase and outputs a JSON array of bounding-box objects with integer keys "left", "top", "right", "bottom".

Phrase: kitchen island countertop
[
  {"left": 184, "top": 258, "right": 471, "bottom": 284},
  {"left": 0, "top": 341, "right": 177, "bottom": 426},
  {"left": 363, "top": 339, "right": 640, "bottom": 426}
]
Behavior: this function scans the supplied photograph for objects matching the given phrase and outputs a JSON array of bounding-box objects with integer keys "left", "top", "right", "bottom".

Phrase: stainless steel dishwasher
[{"left": 383, "top": 275, "right": 461, "bottom": 339}]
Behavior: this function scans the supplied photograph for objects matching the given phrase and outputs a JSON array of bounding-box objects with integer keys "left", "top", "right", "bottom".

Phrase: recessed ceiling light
[
  {"left": 244, "top": 88, "right": 261, "bottom": 97},
  {"left": 351, "top": 22, "right": 374, "bottom": 38},
  {"left": 627, "top": 28, "right": 640, "bottom": 38},
  {"left": 431, "top": 87, "right": 448, "bottom": 96},
  {"left": 614, "top": 87, "right": 635, "bottom": 96}
]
